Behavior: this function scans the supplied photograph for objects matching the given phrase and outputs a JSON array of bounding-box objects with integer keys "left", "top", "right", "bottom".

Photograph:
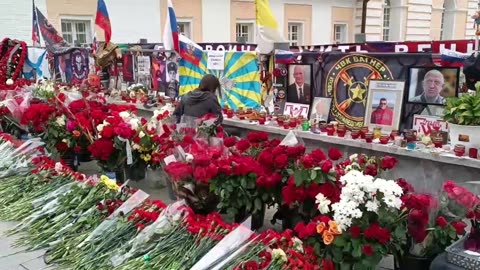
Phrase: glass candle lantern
[
  {"left": 390, "top": 130, "right": 399, "bottom": 141},
  {"left": 373, "top": 127, "right": 382, "bottom": 139},
  {"left": 360, "top": 126, "right": 369, "bottom": 139},
  {"left": 351, "top": 129, "right": 360, "bottom": 140},
  {"left": 454, "top": 144, "right": 466, "bottom": 157},
  {"left": 379, "top": 134, "right": 390, "bottom": 144},
  {"left": 365, "top": 132, "right": 374, "bottom": 143}
]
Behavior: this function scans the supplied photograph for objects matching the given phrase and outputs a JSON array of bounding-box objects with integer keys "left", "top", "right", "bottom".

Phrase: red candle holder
[
  {"left": 283, "top": 122, "right": 290, "bottom": 129},
  {"left": 226, "top": 112, "right": 234, "bottom": 119},
  {"left": 360, "top": 127, "right": 369, "bottom": 139},
  {"left": 390, "top": 130, "right": 399, "bottom": 141},
  {"left": 469, "top": 148, "right": 478, "bottom": 159},
  {"left": 289, "top": 120, "right": 298, "bottom": 129},
  {"left": 326, "top": 127, "right": 335, "bottom": 136},
  {"left": 351, "top": 130, "right": 360, "bottom": 140},
  {"left": 319, "top": 123, "right": 328, "bottom": 133},
  {"left": 258, "top": 117, "right": 266, "bottom": 125},
  {"left": 365, "top": 132, "right": 373, "bottom": 143},
  {"left": 433, "top": 138, "right": 443, "bottom": 148},
  {"left": 454, "top": 144, "right": 466, "bottom": 157},
  {"left": 379, "top": 135, "right": 390, "bottom": 144},
  {"left": 239, "top": 114, "right": 246, "bottom": 120},
  {"left": 337, "top": 129, "right": 346, "bottom": 138}
]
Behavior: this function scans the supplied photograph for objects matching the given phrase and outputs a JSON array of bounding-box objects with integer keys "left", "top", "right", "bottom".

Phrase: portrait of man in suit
[{"left": 287, "top": 65, "right": 311, "bottom": 104}]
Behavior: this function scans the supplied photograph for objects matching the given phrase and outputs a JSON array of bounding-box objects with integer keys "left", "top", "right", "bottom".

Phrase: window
[
  {"left": 333, "top": 24, "right": 347, "bottom": 43},
  {"left": 382, "top": 0, "right": 391, "bottom": 41},
  {"left": 236, "top": 23, "right": 254, "bottom": 43},
  {"left": 178, "top": 21, "right": 192, "bottom": 38},
  {"left": 61, "top": 19, "right": 92, "bottom": 44},
  {"left": 288, "top": 22, "right": 303, "bottom": 46}
]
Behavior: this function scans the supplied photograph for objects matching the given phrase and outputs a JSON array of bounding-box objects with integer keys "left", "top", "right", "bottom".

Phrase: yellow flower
[
  {"left": 100, "top": 175, "right": 120, "bottom": 191},
  {"left": 328, "top": 221, "right": 342, "bottom": 235},
  {"left": 322, "top": 230, "right": 335, "bottom": 245},
  {"left": 142, "top": 154, "right": 151, "bottom": 162}
]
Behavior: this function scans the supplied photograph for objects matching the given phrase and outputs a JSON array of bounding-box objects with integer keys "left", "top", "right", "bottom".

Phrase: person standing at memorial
[{"left": 173, "top": 74, "right": 223, "bottom": 124}]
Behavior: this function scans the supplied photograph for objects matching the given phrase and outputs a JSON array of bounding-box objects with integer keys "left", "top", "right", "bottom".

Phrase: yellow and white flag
[{"left": 255, "top": 0, "right": 284, "bottom": 54}]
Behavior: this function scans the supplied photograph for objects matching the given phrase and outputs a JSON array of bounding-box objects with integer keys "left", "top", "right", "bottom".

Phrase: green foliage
[{"left": 443, "top": 93, "right": 480, "bottom": 126}]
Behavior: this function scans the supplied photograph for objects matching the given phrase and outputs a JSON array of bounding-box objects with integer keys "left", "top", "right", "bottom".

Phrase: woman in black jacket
[{"left": 173, "top": 74, "right": 223, "bottom": 124}]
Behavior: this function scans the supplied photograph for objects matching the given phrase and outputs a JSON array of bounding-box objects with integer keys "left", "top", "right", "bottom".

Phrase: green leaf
[
  {"left": 352, "top": 239, "right": 362, "bottom": 258},
  {"left": 310, "top": 170, "right": 317, "bottom": 180},
  {"left": 240, "top": 177, "right": 247, "bottom": 188},
  {"left": 334, "top": 235, "right": 347, "bottom": 247},
  {"left": 254, "top": 198, "right": 262, "bottom": 212},
  {"left": 220, "top": 189, "right": 225, "bottom": 199},
  {"left": 343, "top": 242, "right": 352, "bottom": 253},
  {"left": 294, "top": 171, "right": 303, "bottom": 186}
]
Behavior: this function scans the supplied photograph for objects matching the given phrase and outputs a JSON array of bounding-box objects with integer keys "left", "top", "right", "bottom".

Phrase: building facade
[{"left": 0, "top": 0, "right": 479, "bottom": 46}]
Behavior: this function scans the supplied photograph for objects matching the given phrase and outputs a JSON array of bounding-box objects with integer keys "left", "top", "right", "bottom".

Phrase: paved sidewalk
[{"left": 0, "top": 222, "right": 51, "bottom": 270}]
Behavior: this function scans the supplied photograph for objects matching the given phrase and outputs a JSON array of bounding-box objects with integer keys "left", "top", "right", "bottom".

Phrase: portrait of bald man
[
  {"left": 287, "top": 65, "right": 311, "bottom": 104},
  {"left": 409, "top": 69, "right": 446, "bottom": 105}
]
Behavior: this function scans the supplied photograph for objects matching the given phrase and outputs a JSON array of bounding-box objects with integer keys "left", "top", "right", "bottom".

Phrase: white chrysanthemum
[
  {"left": 271, "top": 248, "right": 287, "bottom": 262},
  {"left": 349, "top": 154, "right": 358, "bottom": 161},
  {"left": 292, "top": 237, "right": 304, "bottom": 253},
  {"left": 55, "top": 115, "right": 66, "bottom": 126},
  {"left": 119, "top": 111, "right": 130, "bottom": 119},
  {"left": 139, "top": 131, "right": 146, "bottom": 138},
  {"left": 132, "top": 143, "right": 140, "bottom": 150},
  {"left": 366, "top": 200, "right": 379, "bottom": 213},
  {"left": 383, "top": 195, "right": 403, "bottom": 209},
  {"left": 129, "top": 118, "right": 140, "bottom": 130},
  {"left": 315, "top": 193, "right": 331, "bottom": 214}
]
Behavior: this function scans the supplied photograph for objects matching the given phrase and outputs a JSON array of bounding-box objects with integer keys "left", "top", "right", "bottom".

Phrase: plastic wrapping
[
  {"left": 190, "top": 217, "right": 254, "bottom": 270},
  {"left": 109, "top": 200, "right": 187, "bottom": 266},
  {"left": 280, "top": 130, "right": 305, "bottom": 147},
  {"left": 78, "top": 190, "right": 150, "bottom": 247}
]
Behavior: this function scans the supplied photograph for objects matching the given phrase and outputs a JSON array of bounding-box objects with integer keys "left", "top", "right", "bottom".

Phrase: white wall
[
  {"left": 201, "top": 0, "right": 230, "bottom": 42},
  {"left": 0, "top": 0, "right": 47, "bottom": 45},
  {"left": 104, "top": 0, "right": 161, "bottom": 43}
]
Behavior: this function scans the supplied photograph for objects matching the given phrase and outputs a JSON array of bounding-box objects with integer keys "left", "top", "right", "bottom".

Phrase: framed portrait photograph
[
  {"left": 309, "top": 97, "right": 332, "bottom": 121},
  {"left": 364, "top": 80, "right": 406, "bottom": 131},
  {"left": 287, "top": 64, "right": 312, "bottom": 105},
  {"left": 284, "top": 102, "right": 310, "bottom": 119},
  {"left": 407, "top": 67, "right": 460, "bottom": 105}
]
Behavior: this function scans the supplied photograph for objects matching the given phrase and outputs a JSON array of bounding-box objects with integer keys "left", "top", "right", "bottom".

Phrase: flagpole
[{"left": 32, "top": 0, "right": 41, "bottom": 47}]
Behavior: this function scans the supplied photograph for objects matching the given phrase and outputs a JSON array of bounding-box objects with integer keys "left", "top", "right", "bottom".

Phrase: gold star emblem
[{"left": 350, "top": 84, "right": 366, "bottom": 100}]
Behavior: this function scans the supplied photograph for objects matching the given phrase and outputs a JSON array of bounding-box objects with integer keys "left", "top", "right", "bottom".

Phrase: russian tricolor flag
[
  {"left": 274, "top": 49, "right": 295, "bottom": 64},
  {"left": 163, "top": 0, "right": 179, "bottom": 52},
  {"left": 95, "top": 0, "right": 112, "bottom": 43},
  {"left": 440, "top": 48, "right": 469, "bottom": 67},
  {"left": 179, "top": 35, "right": 203, "bottom": 66}
]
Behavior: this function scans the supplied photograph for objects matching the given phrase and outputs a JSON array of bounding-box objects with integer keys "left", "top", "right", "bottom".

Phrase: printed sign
[
  {"left": 207, "top": 51, "right": 225, "bottom": 70},
  {"left": 137, "top": 56, "right": 151, "bottom": 75},
  {"left": 412, "top": 115, "right": 449, "bottom": 136}
]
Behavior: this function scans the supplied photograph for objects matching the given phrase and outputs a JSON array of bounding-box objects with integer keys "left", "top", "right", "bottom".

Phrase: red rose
[
  {"left": 381, "top": 156, "right": 398, "bottom": 170},
  {"left": 193, "top": 153, "right": 210, "bottom": 167},
  {"left": 321, "top": 160, "right": 333, "bottom": 173},
  {"left": 436, "top": 216, "right": 448, "bottom": 228},
  {"left": 311, "top": 149, "right": 327, "bottom": 162},
  {"left": 294, "top": 222, "right": 316, "bottom": 239},
  {"left": 274, "top": 154, "right": 289, "bottom": 169},
  {"left": 247, "top": 131, "right": 269, "bottom": 143},
  {"left": 407, "top": 209, "right": 429, "bottom": 242},
  {"left": 362, "top": 244, "right": 374, "bottom": 256},
  {"left": 301, "top": 155, "right": 315, "bottom": 168},
  {"left": 452, "top": 221, "right": 467, "bottom": 234},
  {"left": 223, "top": 137, "right": 236, "bottom": 147},
  {"left": 318, "top": 182, "right": 340, "bottom": 203},
  {"left": 443, "top": 180, "right": 456, "bottom": 194},
  {"left": 243, "top": 260, "right": 259, "bottom": 270},
  {"left": 55, "top": 141, "right": 69, "bottom": 152},
  {"left": 349, "top": 225, "right": 362, "bottom": 238},
  {"left": 467, "top": 211, "right": 475, "bottom": 219},
  {"left": 397, "top": 178, "right": 415, "bottom": 194},
  {"left": 321, "top": 259, "right": 335, "bottom": 270},
  {"left": 327, "top": 148, "right": 342, "bottom": 161},
  {"left": 364, "top": 164, "right": 378, "bottom": 177},
  {"left": 235, "top": 139, "right": 251, "bottom": 152},
  {"left": 258, "top": 149, "right": 274, "bottom": 168}
]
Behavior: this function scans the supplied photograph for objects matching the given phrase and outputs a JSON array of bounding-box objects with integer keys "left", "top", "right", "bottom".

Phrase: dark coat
[
  {"left": 173, "top": 89, "right": 223, "bottom": 124},
  {"left": 287, "top": 83, "right": 311, "bottom": 104}
]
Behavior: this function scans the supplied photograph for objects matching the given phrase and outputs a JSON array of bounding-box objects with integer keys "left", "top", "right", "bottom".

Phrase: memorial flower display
[
  {"left": 294, "top": 170, "right": 407, "bottom": 269},
  {"left": 398, "top": 179, "right": 477, "bottom": 261}
]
